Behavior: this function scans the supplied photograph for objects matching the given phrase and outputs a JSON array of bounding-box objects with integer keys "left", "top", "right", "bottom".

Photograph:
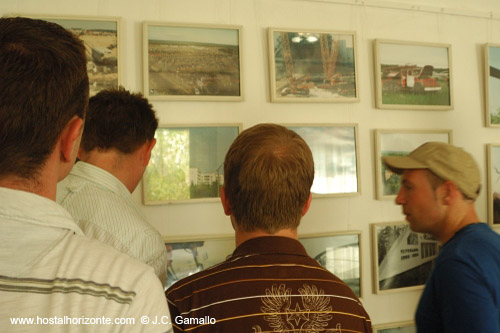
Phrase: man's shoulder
[
  {"left": 58, "top": 175, "right": 145, "bottom": 224},
  {"left": 166, "top": 249, "right": 356, "bottom": 300},
  {"left": 66, "top": 232, "right": 157, "bottom": 276},
  {"left": 437, "top": 223, "right": 500, "bottom": 270}
]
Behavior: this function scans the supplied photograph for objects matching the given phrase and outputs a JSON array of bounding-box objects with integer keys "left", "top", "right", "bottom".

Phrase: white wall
[{"left": 3, "top": 0, "right": 500, "bottom": 326}]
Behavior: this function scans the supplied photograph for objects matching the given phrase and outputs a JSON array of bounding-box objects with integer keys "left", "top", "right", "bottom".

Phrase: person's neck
[
  {"left": 235, "top": 228, "right": 298, "bottom": 247},
  {"left": 0, "top": 169, "right": 57, "bottom": 200},
  {"left": 437, "top": 205, "right": 480, "bottom": 244},
  {"left": 80, "top": 150, "right": 137, "bottom": 193}
]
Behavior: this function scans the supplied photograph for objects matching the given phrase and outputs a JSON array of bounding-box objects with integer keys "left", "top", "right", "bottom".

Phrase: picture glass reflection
[{"left": 288, "top": 126, "right": 358, "bottom": 195}]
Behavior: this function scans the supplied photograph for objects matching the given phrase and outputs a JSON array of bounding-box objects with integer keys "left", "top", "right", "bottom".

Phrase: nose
[{"left": 395, "top": 188, "right": 404, "bottom": 205}]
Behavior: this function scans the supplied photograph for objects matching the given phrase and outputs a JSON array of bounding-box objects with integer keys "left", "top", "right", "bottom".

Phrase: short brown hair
[
  {"left": 0, "top": 17, "right": 89, "bottom": 179},
  {"left": 80, "top": 87, "right": 158, "bottom": 154},
  {"left": 223, "top": 123, "right": 314, "bottom": 233}
]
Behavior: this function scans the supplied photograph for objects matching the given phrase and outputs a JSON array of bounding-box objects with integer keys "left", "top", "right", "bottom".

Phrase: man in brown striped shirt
[{"left": 166, "top": 123, "right": 371, "bottom": 332}]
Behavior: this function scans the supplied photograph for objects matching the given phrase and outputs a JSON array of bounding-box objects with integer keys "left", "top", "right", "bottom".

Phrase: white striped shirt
[
  {"left": 57, "top": 162, "right": 167, "bottom": 286},
  {"left": 0, "top": 186, "right": 171, "bottom": 332}
]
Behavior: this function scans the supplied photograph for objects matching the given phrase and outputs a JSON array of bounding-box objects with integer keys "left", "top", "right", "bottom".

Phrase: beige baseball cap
[{"left": 382, "top": 142, "right": 481, "bottom": 199}]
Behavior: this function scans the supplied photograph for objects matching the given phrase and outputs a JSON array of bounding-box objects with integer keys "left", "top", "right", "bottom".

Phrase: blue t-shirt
[{"left": 416, "top": 223, "right": 500, "bottom": 332}]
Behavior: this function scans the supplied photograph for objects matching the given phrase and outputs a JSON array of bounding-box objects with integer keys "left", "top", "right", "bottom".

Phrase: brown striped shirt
[{"left": 166, "top": 236, "right": 371, "bottom": 332}]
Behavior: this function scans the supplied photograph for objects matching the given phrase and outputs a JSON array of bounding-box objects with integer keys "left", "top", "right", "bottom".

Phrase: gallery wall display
[
  {"left": 371, "top": 222, "right": 438, "bottom": 294},
  {"left": 287, "top": 124, "right": 360, "bottom": 196},
  {"left": 374, "top": 39, "right": 453, "bottom": 110},
  {"left": 485, "top": 44, "right": 500, "bottom": 127},
  {"left": 374, "top": 129, "right": 453, "bottom": 200},
  {"left": 268, "top": 28, "right": 358, "bottom": 102},
  {"left": 143, "top": 124, "right": 241, "bottom": 205},
  {"left": 164, "top": 235, "right": 235, "bottom": 289},
  {"left": 299, "top": 231, "right": 362, "bottom": 297},
  {"left": 372, "top": 320, "right": 416, "bottom": 333},
  {"left": 143, "top": 22, "right": 243, "bottom": 101},
  {"left": 487, "top": 144, "right": 500, "bottom": 225},
  {"left": 25, "top": 15, "right": 121, "bottom": 96}
]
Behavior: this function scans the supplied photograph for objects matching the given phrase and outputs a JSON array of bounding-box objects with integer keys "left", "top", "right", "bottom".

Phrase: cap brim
[{"left": 382, "top": 155, "right": 428, "bottom": 174}]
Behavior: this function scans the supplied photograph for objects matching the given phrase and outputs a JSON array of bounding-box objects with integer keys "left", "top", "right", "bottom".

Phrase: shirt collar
[
  {"left": 232, "top": 236, "right": 309, "bottom": 258},
  {"left": 0, "top": 186, "right": 83, "bottom": 235},
  {"left": 69, "top": 161, "right": 131, "bottom": 199}
]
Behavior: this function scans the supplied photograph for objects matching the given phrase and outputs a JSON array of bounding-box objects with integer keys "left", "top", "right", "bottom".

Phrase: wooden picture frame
[
  {"left": 143, "top": 22, "right": 243, "bottom": 101},
  {"left": 164, "top": 235, "right": 235, "bottom": 289},
  {"left": 374, "top": 129, "right": 452, "bottom": 200},
  {"left": 299, "top": 231, "right": 362, "bottom": 297},
  {"left": 143, "top": 124, "right": 241, "bottom": 205},
  {"left": 268, "top": 28, "right": 358, "bottom": 102},
  {"left": 485, "top": 44, "right": 500, "bottom": 127},
  {"left": 23, "top": 15, "right": 121, "bottom": 96},
  {"left": 374, "top": 39, "right": 453, "bottom": 110},
  {"left": 371, "top": 222, "right": 438, "bottom": 294},
  {"left": 286, "top": 124, "right": 360, "bottom": 197},
  {"left": 373, "top": 320, "right": 416, "bottom": 333},
  {"left": 487, "top": 144, "right": 500, "bottom": 225}
]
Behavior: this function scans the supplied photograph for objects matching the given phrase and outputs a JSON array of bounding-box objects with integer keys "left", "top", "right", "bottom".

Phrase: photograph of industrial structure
[
  {"left": 372, "top": 222, "right": 439, "bottom": 294},
  {"left": 375, "top": 40, "right": 451, "bottom": 109},
  {"left": 40, "top": 17, "right": 119, "bottom": 96},
  {"left": 269, "top": 29, "right": 357, "bottom": 102},
  {"left": 373, "top": 321, "right": 416, "bottom": 333},
  {"left": 143, "top": 125, "right": 240, "bottom": 204},
  {"left": 376, "top": 130, "right": 451, "bottom": 199},
  {"left": 488, "top": 144, "right": 500, "bottom": 224},
  {"left": 299, "top": 233, "right": 361, "bottom": 297},
  {"left": 145, "top": 23, "right": 241, "bottom": 99},
  {"left": 486, "top": 44, "right": 500, "bottom": 126},
  {"left": 164, "top": 237, "right": 235, "bottom": 289}
]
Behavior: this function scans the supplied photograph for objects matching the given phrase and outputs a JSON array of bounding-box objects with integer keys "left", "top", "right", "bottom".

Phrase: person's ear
[
  {"left": 141, "top": 138, "right": 156, "bottom": 167},
  {"left": 220, "top": 186, "right": 232, "bottom": 216},
  {"left": 60, "top": 116, "right": 84, "bottom": 163},
  {"left": 302, "top": 193, "right": 312, "bottom": 216},
  {"left": 441, "top": 181, "right": 459, "bottom": 205}
]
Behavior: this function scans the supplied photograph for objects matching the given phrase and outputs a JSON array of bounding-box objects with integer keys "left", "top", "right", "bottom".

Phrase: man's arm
[
  {"left": 166, "top": 296, "right": 183, "bottom": 333},
  {"left": 144, "top": 233, "right": 168, "bottom": 287},
  {"left": 124, "top": 271, "right": 172, "bottom": 332}
]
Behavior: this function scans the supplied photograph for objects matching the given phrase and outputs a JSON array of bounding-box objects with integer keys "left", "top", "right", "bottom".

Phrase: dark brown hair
[
  {"left": 81, "top": 87, "right": 158, "bottom": 154},
  {"left": 0, "top": 17, "right": 89, "bottom": 179},
  {"left": 224, "top": 123, "right": 314, "bottom": 233}
]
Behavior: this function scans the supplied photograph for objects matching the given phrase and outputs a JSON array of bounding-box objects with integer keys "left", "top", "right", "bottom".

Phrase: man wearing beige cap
[{"left": 383, "top": 141, "right": 500, "bottom": 332}]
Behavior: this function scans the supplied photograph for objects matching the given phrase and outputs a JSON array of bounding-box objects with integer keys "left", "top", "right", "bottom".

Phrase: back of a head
[
  {"left": 80, "top": 87, "right": 158, "bottom": 154},
  {"left": 0, "top": 17, "right": 89, "bottom": 179},
  {"left": 224, "top": 123, "right": 314, "bottom": 233}
]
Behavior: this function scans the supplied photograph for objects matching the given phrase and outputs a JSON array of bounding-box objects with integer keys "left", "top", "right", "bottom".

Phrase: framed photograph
[
  {"left": 374, "top": 39, "right": 453, "bottom": 110},
  {"left": 268, "top": 28, "right": 358, "bottom": 102},
  {"left": 487, "top": 144, "right": 500, "bottom": 225},
  {"left": 373, "top": 321, "right": 416, "bottom": 333},
  {"left": 371, "top": 222, "right": 439, "bottom": 294},
  {"left": 143, "top": 124, "right": 241, "bottom": 205},
  {"left": 485, "top": 44, "right": 500, "bottom": 127},
  {"left": 287, "top": 124, "right": 360, "bottom": 196},
  {"left": 143, "top": 22, "right": 242, "bottom": 101},
  {"left": 26, "top": 15, "right": 121, "bottom": 96},
  {"left": 299, "top": 231, "right": 362, "bottom": 297},
  {"left": 164, "top": 235, "right": 235, "bottom": 289},
  {"left": 374, "top": 129, "right": 452, "bottom": 200}
]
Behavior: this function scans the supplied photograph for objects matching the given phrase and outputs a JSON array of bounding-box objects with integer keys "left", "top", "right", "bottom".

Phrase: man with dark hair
[
  {"left": 0, "top": 17, "right": 170, "bottom": 331},
  {"left": 383, "top": 142, "right": 500, "bottom": 332},
  {"left": 57, "top": 88, "right": 168, "bottom": 285},
  {"left": 166, "top": 123, "right": 371, "bottom": 332}
]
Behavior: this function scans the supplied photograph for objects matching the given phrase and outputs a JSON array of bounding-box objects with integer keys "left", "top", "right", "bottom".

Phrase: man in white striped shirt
[
  {"left": 57, "top": 88, "right": 168, "bottom": 286},
  {"left": 0, "top": 17, "right": 171, "bottom": 332}
]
